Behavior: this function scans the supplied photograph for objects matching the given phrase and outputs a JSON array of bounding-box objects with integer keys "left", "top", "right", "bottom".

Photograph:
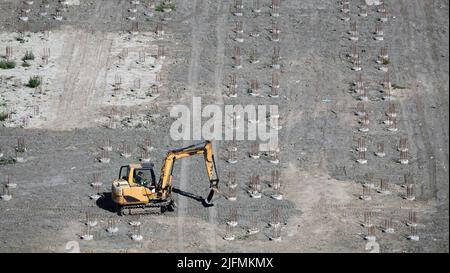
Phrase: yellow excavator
[{"left": 111, "top": 140, "right": 219, "bottom": 215}]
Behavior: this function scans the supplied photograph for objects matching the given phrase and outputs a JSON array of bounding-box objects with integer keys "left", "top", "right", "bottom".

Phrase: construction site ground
[{"left": 0, "top": 0, "right": 448, "bottom": 253}]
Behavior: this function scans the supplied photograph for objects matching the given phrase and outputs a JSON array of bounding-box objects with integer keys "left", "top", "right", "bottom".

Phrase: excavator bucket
[
  {"left": 205, "top": 189, "right": 215, "bottom": 205},
  {"left": 204, "top": 180, "right": 219, "bottom": 206}
]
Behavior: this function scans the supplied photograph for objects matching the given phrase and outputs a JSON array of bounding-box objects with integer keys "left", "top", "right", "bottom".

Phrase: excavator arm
[{"left": 157, "top": 140, "right": 219, "bottom": 204}]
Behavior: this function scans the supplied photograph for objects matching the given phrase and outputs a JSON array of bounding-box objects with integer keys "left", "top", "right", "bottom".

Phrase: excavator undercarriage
[{"left": 117, "top": 199, "right": 175, "bottom": 215}]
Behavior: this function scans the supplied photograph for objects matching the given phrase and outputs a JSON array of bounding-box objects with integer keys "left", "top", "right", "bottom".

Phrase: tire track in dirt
[
  {"left": 177, "top": 0, "right": 208, "bottom": 252},
  {"left": 394, "top": 0, "right": 438, "bottom": 200},
  {"left": 276, "top": 0, "right": 344, "bottom": 248},
  {"left": 283, "top": 3, "right": 330, "bottom": 180},
  {"left": 51, "top": 30, "right": 111, "bottom": 130},
  {"left": 53, "top": 31, "right": 88, "bottom": 129},
  {"left": 46, "top": 0, "right": 122, "bottom": 131},
  {"left": 203, "top": 0, "right": 229, "bottom": 253},
  {"left": 421, "top": 0, "right": 449, "bottom": 203}
]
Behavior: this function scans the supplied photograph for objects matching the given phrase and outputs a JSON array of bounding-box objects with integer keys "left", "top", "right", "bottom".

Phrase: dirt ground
[{"left": 0, "top": 0, "right": 448, "bottom": 253}]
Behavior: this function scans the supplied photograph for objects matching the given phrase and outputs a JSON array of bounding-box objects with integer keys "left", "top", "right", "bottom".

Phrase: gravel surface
[{"left": 0, "top": 0, "right": 448, "bottom": 252}]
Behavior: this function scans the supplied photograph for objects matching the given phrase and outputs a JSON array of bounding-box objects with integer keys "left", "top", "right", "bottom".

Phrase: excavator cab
[{"left": 118, "top": 163, "right": 156, "bottom": 189}]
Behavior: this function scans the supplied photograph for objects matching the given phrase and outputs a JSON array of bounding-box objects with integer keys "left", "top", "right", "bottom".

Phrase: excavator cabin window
[
  {"left": 132, "top": 168, "right": 155, "bottom": 187},
  {"left": 119, "top": 165, "right": 156, "bottom": 188}
]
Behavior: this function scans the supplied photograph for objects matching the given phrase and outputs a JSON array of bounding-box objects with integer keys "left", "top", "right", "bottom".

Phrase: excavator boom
[{"left": 158, "top": 141, "right": 219, "bottom": 203}]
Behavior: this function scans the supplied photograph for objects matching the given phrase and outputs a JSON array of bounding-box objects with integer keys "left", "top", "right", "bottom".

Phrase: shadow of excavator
[
  {"left": 96, "top": 192, "right": 116, "bottom": 213},
  {"left": 172, "top": 187, "right": 215, "bottom": 207}
]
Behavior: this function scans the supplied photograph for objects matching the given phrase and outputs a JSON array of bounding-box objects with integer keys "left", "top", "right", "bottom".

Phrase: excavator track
[{"left": 119, "top": 200, "right": 174, "bottom": 215}]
